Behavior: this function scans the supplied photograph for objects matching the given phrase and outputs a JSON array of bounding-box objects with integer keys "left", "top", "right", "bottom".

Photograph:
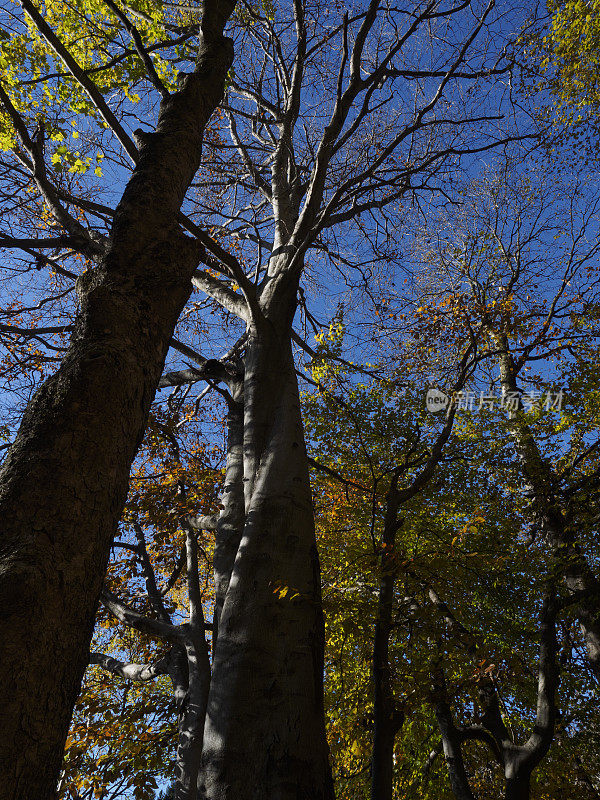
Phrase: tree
[
  {"left": 302, "top": 336, "right": 562, "bottom": 800},
  {"left": 0, "top": 1, "right": 236, "bottom": 797},
  {"left": 522, "top": 0, "right": 600, "bottom": 167},
  {"left": 0, "top": 0, "right": 527, "bottom": 798},
  {"left": 412, "top": 158, "right": 600, "bottom": 678},
  {"left": 536, "top": 0, "right": 600, "bottom": 118},
  {"left": 403, "top": 157, "right": 600, "bottom": 798}
]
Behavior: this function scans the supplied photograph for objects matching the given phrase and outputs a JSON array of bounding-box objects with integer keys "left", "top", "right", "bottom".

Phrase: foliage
[
  {"left": 1, "top": 0, "right": 600, "bottom": 796},
  {"left": 541, "top": 0, "right": 600, "bottom": 114}
]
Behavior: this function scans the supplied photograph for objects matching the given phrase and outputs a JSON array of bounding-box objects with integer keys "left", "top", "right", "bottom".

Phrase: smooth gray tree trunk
[
  {"left": 212, "top": 378, "right": 244, "bottom": 642},
  {"left": 200, "top": 318, "right": 334, "bottom": 800},
  {"left": 432, "top": 669, "right": 476, "bottom": 800}
]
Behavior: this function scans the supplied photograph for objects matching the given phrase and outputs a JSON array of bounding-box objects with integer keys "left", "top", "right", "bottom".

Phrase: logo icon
[{"left": 426, "top": 388, "right": 449, "bottom": 413}]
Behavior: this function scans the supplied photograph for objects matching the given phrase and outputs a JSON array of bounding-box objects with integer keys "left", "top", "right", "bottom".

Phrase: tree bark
[
  {"left": 432, "top": 669, "right": 476, "bottom": 800},
  {"left": 0, "top": 13, "right": 235, "bottom": 799},
  {"left": 371, "top": 480, "right": 404, "bottom": 800},
  {"left": 200, "top": 318, "right": 334, "bottom": 800},
  {"left": 212, "top": 378, "right": 244, "bottom": 642},
  {"left": 469, "top": 592, "right": 559, "bottom": 800}
]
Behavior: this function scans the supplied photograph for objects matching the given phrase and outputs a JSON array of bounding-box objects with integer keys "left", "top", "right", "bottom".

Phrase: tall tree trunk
[
  {"left": 371, "top": 479, "right": 404, "bottom": 800},
  {"left": 200, "top": 319, "right": 334, "bottom": 800},
  {"left": 177, "top": 529, "right": 212, "bottom": 800},
  {"left": 0, "top": 17, "right": 235, "bottom": 799}
]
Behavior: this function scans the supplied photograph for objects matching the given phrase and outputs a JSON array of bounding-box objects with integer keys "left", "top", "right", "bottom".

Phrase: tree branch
[
  {"left": 101, "top": 588, "right": 183, "bottom": 642},
  {"left": 192, "top": 269, "right": 250, "bottom": 320},
  {"left": 0, "top": 83, "right": 105, "bottom": 259},
  {"left": 102, "top": 0, "right": 170, "bottom": 100},
  {"left": 132, "top": 522, "right": 172, "bottom": 623},
  {"left": 20, "top": 0, "right": 138, "bottom": 162},
  {"left": 89, "top": 650, "right": 171, "bottom": 681}
]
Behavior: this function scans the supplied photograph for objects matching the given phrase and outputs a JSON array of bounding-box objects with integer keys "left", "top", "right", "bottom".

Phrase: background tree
[{"left": 400, "top": 157, "right": 600, "bottom": 798}]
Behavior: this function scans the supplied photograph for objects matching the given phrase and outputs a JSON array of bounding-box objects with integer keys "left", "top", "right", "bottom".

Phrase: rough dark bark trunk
[
  {"left": 371, "top": 483, "right": 404, "bottom": 800},
  {"left": 371, "top": 719, "right": 396, "bottom": 800},
  {"left": 199, "top": 319, "right": 334, "bottom": 800},
  {"left": 0, "top": 20, "right": 234, "bottom": 800}
]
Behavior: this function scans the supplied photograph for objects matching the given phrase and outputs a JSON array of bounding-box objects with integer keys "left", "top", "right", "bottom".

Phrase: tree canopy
[{"left": 1, "top": 1, "right": 600, "bottom": 800}]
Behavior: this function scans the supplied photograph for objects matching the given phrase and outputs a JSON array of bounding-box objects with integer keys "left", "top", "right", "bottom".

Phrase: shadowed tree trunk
[
  {"left": 0, "top": 4, "right": 235, "bottom": 797},
  {"left": 505, "top": 774, "right": 532, "bottom": 800},
  {"left": 432, "top": 667, "right": 476, "bottom": 800},
  {"left": 371, "top": 474, "right": 405, "bottom": 800},
  {"left": 200, "top": 300, "right": 335, "bottom": 799}
]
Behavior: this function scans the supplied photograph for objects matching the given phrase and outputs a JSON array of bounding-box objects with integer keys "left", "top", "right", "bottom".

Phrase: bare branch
[{"left": 89, "top": 650, "right": 171, "bottom": 681}]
